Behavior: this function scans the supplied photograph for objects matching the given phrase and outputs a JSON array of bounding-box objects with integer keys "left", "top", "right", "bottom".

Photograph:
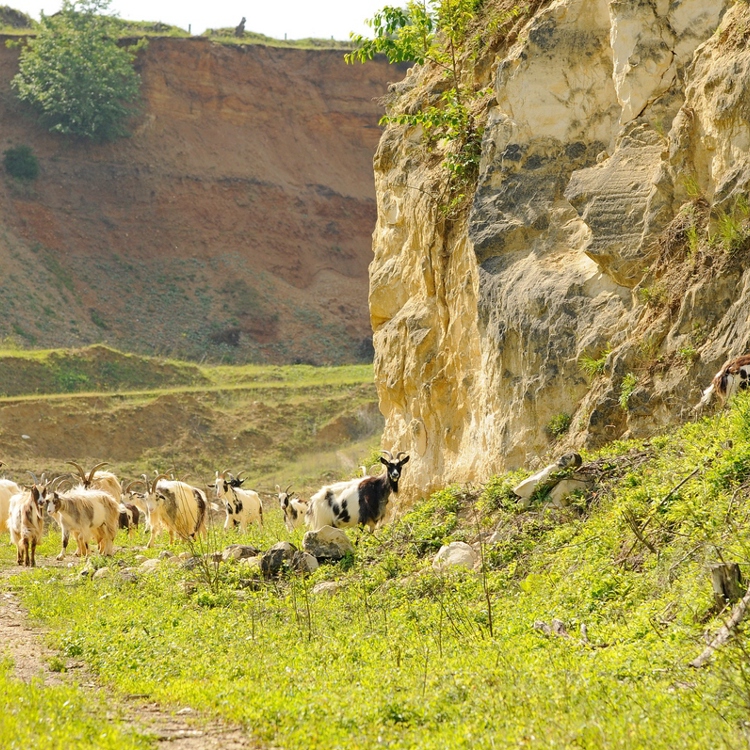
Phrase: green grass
[
  {"left": 0, "top": 344, "right": 373, "bottom": 399},
  {"left": 7, "top": 397, "right": 750, "bottom": 747},
  {"left": 0, "top": 657, "right": 150, "bottom": 749}
]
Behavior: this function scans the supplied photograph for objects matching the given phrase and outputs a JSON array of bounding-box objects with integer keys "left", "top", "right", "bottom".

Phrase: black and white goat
[
  {"left": 211, "top": 470, "right": 263, "bottom": 532},
  {"left": 696, "top": 354, "right": 750, "bottom": 409},
  {"left": 276, "top": 484, "right": 309, "bottom": 532},
  {"left": 306, "top": 450, "right": 409, "bottom": 532}
]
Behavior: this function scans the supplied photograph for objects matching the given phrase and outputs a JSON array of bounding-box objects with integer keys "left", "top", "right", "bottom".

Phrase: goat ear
[
  {"left": 379, "top": 456, "right": 388, "bottom": 465},
  {"left": 399, "top": 455, "right": 410, "bottom": 465}
]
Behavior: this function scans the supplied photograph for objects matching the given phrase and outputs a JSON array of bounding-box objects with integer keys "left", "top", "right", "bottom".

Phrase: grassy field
[
  {"left": 4, "top": 395, "right": 750, "bottom": 748},
  {"left": 0, "top": 345, "right": 380, "bottom": 494}
]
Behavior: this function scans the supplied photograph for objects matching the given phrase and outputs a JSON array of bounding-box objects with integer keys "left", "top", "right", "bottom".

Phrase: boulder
[
  {"left": 302, "top": 526, "right": 354, "bottom": 560},
  {"left": 260, "top": 542, "right": 297, "bottom": 577},
  {"left": 432, "top": 542, "right": 477, "bottom": 572}
]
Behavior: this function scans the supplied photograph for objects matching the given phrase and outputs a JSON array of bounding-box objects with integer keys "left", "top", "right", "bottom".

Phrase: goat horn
[
  {"left": 236, "top": 471, "right": 245, "bottom": 481},
  {"left": 66, "top": 461, "right": 87, "bottom": 483},
  {"left": 124, "top": 479, "right": 147, "bottom": 494},
  {"left": 285, "top": 484, "right": 293, "bottom": 494},
  {"left": 219, "top": 469, "right": 231, "bottom": 480},
  {"left": 381, "top": 449, "right": 394, "bottom": 461},
  {"left": 48, "top": 475, "right": 68, "bottom": 490},
  {"left": 151, "top": 473, "right": 170, "bottom": 491},
  {"left": 27, "top": 470, "right": 39, "bottom": 485},
  {"left": 396, "top": 451, "right": 408, "bottom": 460},
  {"left": 87, "top": 462, "right": 109, "bottom": 484}
]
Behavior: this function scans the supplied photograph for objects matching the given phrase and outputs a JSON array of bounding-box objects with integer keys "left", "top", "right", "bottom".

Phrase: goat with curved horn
[
  {"left": 86, "top": 462, "right": 110, "bottom": 485},
  {"left": 66, "top": 461, "right": 88, "bottom": 484}
]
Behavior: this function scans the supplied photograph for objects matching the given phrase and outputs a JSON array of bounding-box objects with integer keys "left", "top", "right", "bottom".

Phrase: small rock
[
  {"left": 432, "top": 542, "right": 477, "bottom": 571},
  {"left": 139, "top": 558, "right": 161, "bottom": 573},
  {"left": 260, "top": 542, "right": 297, "bottom": 577},
  {"left": 291, "top": 551, "right": 319, "bottom": 574},
  {"left": 178, "top": 551, "right": 193, "bottom": 561},
  {"left": 302, "top": 526, "right": 354, "bottom": 560},
  {"left": 158, "top": 550, "right": 175, "bottom": 560},
  {"left": 134, "top": 554, "right": 148, "bottom": 563},
  {"left": 312, "top": 581, "right": 344, "bottom": 595},
  {"left": 222, "top": 545, "right": 261, "bottom": 561},
  {"left": 93, "top": 567, "right": 112, "bottom": 580}
]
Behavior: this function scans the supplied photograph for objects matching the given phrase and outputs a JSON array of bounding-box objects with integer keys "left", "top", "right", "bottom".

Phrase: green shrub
[
  {"left": 546, "top": 412, "right": 572, "bottom": 438},
  {"left": 12, "top": 0, "right": 142, "bottom": 141},
  {"left": 3, "top": 145, "right": 39, "bottom": 180}
]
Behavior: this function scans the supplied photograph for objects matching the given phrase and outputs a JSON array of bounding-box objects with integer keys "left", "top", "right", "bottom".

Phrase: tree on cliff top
[
  {"left": 11, "top": 0, "right": 142, "bottom": 141},
  {"left": 347, "top": 0, "right": 487, "bottom": 217}
]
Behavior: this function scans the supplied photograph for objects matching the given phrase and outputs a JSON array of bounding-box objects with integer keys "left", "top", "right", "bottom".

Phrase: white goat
[
  {"left": 276, "top": 484, "right": 308, "bottom": 531},
  {"left": 9, "top": 486, "right": 45, "bottom": 567},
  {"left": 67, "top": 461, "right": 122, "bottom": 502},
  {"left": 306, "top": 450, "right": 409, "bottom": 532},
  {"left": 46, "top": 487, "right": 120, "bottom": 559},
  {"left": 0, "top": 462, "right": 21, "bottom": 533},
  {"left": 696, "top": 354, "right": 750, "bottom": 409},
  {"left": 140, "top": 474, "right": 208, "bottom": 547},
  {"left": 212, "top": 471, "right": 263, "bottom": 532}
]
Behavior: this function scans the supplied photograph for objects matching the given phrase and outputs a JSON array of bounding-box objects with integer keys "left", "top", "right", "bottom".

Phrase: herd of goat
[
  {"left": 1, "top": 350, "right": 746, "bottom": 570},
  {"left": 0, "top": 450, "right": 410, "bottom": 567}
]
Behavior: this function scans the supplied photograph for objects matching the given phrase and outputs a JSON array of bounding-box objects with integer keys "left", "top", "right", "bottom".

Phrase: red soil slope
[{"left": 0, "top": 37, "right": 404, "bottom": 363}]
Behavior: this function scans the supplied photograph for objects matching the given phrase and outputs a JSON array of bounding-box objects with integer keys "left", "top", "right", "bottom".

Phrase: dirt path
[{"left": 0, "top": 565, "right": 257, "bottom": 749}]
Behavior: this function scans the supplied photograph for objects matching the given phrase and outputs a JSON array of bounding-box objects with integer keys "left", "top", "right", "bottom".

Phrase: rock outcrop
[{"left": 372, "top": 0, "right": 749, "bottom": 498}]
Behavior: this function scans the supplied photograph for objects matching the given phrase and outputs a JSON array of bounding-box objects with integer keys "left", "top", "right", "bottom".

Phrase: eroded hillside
[{"left": 0, "top": 36, "right": 405, "bottom": 364}]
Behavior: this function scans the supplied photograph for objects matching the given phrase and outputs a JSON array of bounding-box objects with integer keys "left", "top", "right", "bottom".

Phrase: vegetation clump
[
  {"left": 11, "top": 0, "right": 142, "bottom": 141},
  {"left": 2, "top": 145, "right": 39, "bottom": 180},
  {"left": 347, "top": 0, "right": 488, "bottom": 216}
]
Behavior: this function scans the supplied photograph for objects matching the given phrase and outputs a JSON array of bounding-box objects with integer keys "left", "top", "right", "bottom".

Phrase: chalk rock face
[{"left": 372, "top": 0, "right": 742, "bottom": 498}]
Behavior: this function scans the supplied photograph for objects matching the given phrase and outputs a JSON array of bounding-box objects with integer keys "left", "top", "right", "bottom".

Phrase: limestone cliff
[{"left": 372, "top": 0, "right": 750, "bottom": 498}]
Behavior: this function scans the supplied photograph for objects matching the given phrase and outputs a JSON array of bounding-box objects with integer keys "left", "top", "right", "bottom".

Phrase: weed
[
  {"left": 579, "top": 345, "right": 611, "bottom": 378},
  {"left": 714, "top": 209, "right": 747, "bottom": 254},
  {"left": 683, "top": 175, "right": 703, "bottom": 199},
  {"left": 685, "top": 223, "right": 700, "bottom": 256},
  {"left": 638, "top": 283, "right": 667, "bottom": 307},
  {"left": 546, "top": 412, "right": 571, "bottom": 438},
  {"left": 678, "top": 346, "right": 698, "bottom": 364},
  {"left": 619, "top": 372, "right": 638, "bottom": 410}
]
